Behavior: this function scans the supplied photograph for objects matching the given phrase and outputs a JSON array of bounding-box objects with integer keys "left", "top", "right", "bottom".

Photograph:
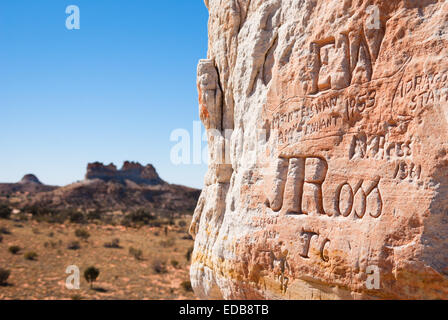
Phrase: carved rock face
[{"left": 191, "top": 0, "right": 448, "bottom": 299}]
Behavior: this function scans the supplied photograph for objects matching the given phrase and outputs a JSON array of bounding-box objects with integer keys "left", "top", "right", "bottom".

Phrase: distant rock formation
[
  {"left": 20, "top": 174, "right": 43, "bottom": 185},
  {"left": 85, "top": 161, "right": 164, "bottom": 185},
  {"left": 0, "top": 161, "right": 200, "bottom": 215},
  {"left": 190, "top": 0, "right": 448, "bottom": 300},
  {"left": 0, "top": 174, "right": 55, "bottom": 195}
]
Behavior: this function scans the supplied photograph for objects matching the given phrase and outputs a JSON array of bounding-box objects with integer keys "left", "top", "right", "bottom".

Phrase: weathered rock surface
[{"left": 190, "top": 0, "right": 448, "bottom": 299}]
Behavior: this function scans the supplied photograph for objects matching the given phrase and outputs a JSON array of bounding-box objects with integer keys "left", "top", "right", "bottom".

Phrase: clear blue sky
[{"left": 0, "top": 1, "right": 209, "bottom": 189}]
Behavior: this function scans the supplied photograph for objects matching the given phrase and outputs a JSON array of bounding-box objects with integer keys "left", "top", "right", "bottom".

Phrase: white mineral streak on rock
[{"left": 190, "top": 0, "right": 448, "bottom": 299}]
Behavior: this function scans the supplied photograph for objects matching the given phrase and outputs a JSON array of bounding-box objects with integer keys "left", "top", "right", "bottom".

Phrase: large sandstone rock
[{"left": 190, "top": 0, "right": 448, "bottom": 299}]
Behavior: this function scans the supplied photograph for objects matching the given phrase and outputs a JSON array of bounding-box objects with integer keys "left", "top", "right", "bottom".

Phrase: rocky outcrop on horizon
[
  {"left": 190, "top": 0, "right": 448, "bottom": 299},
  {"left": 20, "top": 174, "right": 43, "bottom": 185},
  {"left": 0, "top": 174, "right": 56, "bottom": 195},
  {"left": 0, "top": 162, "right": 200, "bottom": 215}
]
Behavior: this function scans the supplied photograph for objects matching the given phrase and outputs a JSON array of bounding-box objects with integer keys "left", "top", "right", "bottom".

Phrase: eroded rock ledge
[{"left": 190, "top": 0, "right": 448, "bottom": 299}]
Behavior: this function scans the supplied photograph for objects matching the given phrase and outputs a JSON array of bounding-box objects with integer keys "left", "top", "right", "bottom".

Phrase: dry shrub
[
  {"left": 152, "top": 258, "right": 167, "bottom": 274},
  {"left": 104, "top": 238, "right": 121, "bottom": 249},
  {"left": 0, "top": 268, "right": 10, "bottom": 286},
  {"left": 24, "top": 251, "right": 38, "bottom": 261},
  {"left": 67, "top": 240, "right": 81, "bottom": 250},
  {"left": 159, "top": 237, "right": 176, "bottom": 248},
  {"left": 8, "top": 246, "right": 21, "bottom": 255},
  {"left": 129, "top": 247, "right": 143, "bottom": 260}
]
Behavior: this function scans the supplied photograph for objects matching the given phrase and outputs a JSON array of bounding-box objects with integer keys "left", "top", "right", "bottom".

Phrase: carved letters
[
  {"left": 299, "top": 229, "right": 330, "bottom": 262},
  {"left": 393, "top": 72, "right": 448, "bottom": 113},
  {"left": 267, "top": 156, "right": 383, "bottom": 219},
  {"left": 336, "top": 178, "right": 382, "bottom": 218},
  {"left": 309, "top": 24, "right": 385, "bottom": 94}
]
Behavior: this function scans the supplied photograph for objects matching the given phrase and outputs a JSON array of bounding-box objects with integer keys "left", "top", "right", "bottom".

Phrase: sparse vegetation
[
  {"left": 186, "top": 246, "right": 194, "bottom": 261},
  {"left": 0, "top": 204, "right": 12, "bottom": 219},
  {"left": 87, "top": 210, "right": 102, "bottom": 221},
  {"left": 129, "top": 247, "right": 143, "bottom": 260},
  {"left": 171, "top": 259, "right": 180, "bottom": 269},
  {"left": 68, "top": 210, "right": 86, "bottom": 224},
  {"left": 181, "top": 280, "right": 193, "bottom": 292},
  {"left": 152, "top": 259, "right": 167, "bottom": 274},
  {"left": 24, "top": 251, "right": 38, "bottom": 261},
  {"left": 0, "top": 226, "right": 11, "bottom": 234},
  {"left": 0, "top": 268, "right": 11, "bottom": 286},
  {"left": 122, "top": 209, "right": 156, "bottom": 226},
  {"left": 74, "top": 228, "right": 90, "bottom": 240},
  {"left": 44, "top": 240, "right": 60, "bottom": 249},
  {"left": 84, "top": 266, "right": 100, "bottom": 289},
  {"left": 67, "top": 240, "right": 81, "bottom": 250},
  {"left": 9, "top": 245, "right": 21, "bottom": 255},
  {"left": 159, "top": 237, "right": 176, "bottom": 248},
  {"left": 0, "top": 215, "right": 195, "bottom": 299},
  {"left": 104, "top": 238, "right": 121, "bottom": 249}
]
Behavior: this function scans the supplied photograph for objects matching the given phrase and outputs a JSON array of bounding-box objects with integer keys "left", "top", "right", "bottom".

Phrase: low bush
[
  {"left": 24, "top": 251, "right": 38, "bottom": 261},
  {"left": 129, "top": 247, "right": 143, "bottom": 260},
  {"left": 68, "top": 210, "right": 86, "bottom": 224},
  {"left": 0, "top": 268, "right": 10, "bottom": 286},
  {"left": 181, "top": 280, "right": 193, "bottom": 292},
  {"left": 122, "top": 209, "right": 156, "bottom": 226},
  {"left": 87, "top": 210, "right": 102, "bottom": 221},
  {"left": 185, "top": 246, "right": 194, "bottom": 261},
  {"left": 104, "top": 238, "right": 121, "bottom": 249},
  {"left": 74, "top": 228, "right": 90, "bottom": 240},
  {"left": 0, "top": 226, "right": 11, "bottom": 235},
  {"left": 0, "top": 204, "right": 12, "bottom": 219},
  {"left": 67, "top": 240, "right": 81, "bottom": 250},
  {"left": 182, "top": 234, "right": 193, "bottom": 240},
  {"left": 170, "top": 259, "right": 180, "bottom": 269},
  {"left": 44, "top": 240, "right": 59, "bottom": 249},
  {"left": 159, "top": 237, "right": 176, "bottom": 248},
  {"left": 152, "top": 259, "right": 167, "bottom": 274}
]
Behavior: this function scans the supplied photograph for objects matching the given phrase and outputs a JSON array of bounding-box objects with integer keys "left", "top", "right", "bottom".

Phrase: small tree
[{"left": 84, "top": 266, "right": 100, "bottom": 289}]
